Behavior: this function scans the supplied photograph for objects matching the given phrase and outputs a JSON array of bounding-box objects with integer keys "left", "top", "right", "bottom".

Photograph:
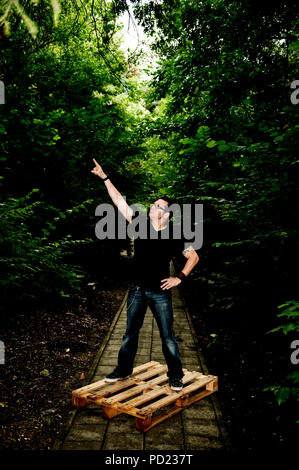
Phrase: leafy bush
[
  {"left": 0, "top": 188, "right": 93, "bottom": 312},
  {"left": 264, "top": 301, "right": 299, "bottom": 423}
]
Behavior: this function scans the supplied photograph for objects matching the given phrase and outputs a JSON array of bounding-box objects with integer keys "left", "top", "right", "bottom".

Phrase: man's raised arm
[{"left": 91, "top": 158, "right": 133, "bottom": 223}]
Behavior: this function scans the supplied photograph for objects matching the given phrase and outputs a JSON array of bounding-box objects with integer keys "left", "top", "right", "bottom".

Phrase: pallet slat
[
  {"left": 136, "top": 374, "right": 216, "bottom": 416},
  {"left": 101, "top": 373, "right": 169, "bottom": 405},
  {"left": 86, "top": 364, "right": 168, "bottom": 401},
  {"left": 113, "top": 371, "right": 200, "bottom": 413},
  {"left": 72, "top": 361, "right": 161, "bottom": 398}
]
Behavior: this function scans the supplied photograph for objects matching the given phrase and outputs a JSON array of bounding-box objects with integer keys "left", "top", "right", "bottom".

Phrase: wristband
[
  {"left": 177, "top": 271, "right": 186, "bottom": 282},
  {"left": 102, "top": 175, "right": 110, "bottom": 181}
]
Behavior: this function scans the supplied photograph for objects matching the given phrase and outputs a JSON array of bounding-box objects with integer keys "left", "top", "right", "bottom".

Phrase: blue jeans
[{"left": 114, "top": 283, "right": 184, "bottom": 380}]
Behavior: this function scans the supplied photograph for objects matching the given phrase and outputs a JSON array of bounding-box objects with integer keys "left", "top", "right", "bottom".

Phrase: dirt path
[{"left": 0, "top": 278, "right": 128, "bottom": 450}]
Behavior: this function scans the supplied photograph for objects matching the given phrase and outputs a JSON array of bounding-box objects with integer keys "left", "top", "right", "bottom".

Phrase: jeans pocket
[
  {"left": 127, "top": 285, "right": 140, "bottom": 312},
  {"left": 129, "top": 282, "right": 141, "bottom": 291}
]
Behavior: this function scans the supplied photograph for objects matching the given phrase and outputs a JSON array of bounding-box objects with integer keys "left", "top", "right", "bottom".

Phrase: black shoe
[
  {"left": 169, "top": 378, "right": 183, "bottom": 391},
  {"left": 104, "top": 369, "right": 130, "bottom": 383}
]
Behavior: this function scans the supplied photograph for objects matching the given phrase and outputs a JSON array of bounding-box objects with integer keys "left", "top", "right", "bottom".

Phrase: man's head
[{"left": 148, "top": 196, "right": 176, "bottom": 223}]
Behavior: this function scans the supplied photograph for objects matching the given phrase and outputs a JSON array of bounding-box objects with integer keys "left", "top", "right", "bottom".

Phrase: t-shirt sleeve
[
  {"left": 170, "top": 237, "right": 196, "bottom": 258},
  {"left": 170, "top": 238, "right": 185, "bottom": 258}
]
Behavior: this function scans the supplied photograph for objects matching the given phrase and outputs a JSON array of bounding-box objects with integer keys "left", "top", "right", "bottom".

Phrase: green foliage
[
  {"left": 266, "top": 301, "right": 299, "bottom": 336},
  {"left": 0, "top": 0, "right": 152, "bottom": 312},
  {"left": 130, "top": 0, "right": 299, "bottom": 276},
  {"left": 0, "top": 0, "right": 61, "bottom": 38},
  {"left": 0, "top": 188, "right": 92, "bottom": 307},
  {"left": 264, "top": 301, "right": 299, "bottom": 422},
  {"left": 128, "top": 0, "right": 299, "bottom": 435}
]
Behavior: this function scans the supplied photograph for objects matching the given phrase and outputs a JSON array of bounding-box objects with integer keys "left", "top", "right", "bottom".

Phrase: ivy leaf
[
  {"left": 275, "top": 387, "right": 290, "bottom": 405},
  {"left": 206, "top": 140, "right": 217, "bottom": 148}
]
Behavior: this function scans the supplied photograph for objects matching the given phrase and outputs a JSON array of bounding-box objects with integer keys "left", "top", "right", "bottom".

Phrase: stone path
[{"left": 53, "top": 280, "right": 231, "bottom": 451}]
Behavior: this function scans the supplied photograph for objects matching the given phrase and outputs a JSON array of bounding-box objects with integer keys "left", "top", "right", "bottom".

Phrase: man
[{"left": 91, "top": 159, "right": 199, "bottom": 391}]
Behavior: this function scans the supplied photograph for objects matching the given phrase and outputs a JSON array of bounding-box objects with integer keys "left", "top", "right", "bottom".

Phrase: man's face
[{"left": 149, "top": 199, "right": 170, "bottom": 221}]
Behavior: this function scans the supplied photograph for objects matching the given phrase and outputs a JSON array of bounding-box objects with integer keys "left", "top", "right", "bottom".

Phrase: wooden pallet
[{"left": 72, "top": 361, "right": 218, "bottom": 432}]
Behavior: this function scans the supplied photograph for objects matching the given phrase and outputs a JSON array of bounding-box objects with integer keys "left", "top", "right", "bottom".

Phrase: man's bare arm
[
  {"left": 161, "top": 248, "right": 199, "bottom": 290},
  {"left": 181, "top": 247, "right": 199, "bottom": 276},
  {"left": 91, "top": 158, "right": 133, "bottom": 223}
]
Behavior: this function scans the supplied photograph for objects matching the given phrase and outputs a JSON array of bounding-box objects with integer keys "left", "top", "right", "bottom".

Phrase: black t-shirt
[{"left": 126, "top": 212, "right": 189, "bottom": 291}]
